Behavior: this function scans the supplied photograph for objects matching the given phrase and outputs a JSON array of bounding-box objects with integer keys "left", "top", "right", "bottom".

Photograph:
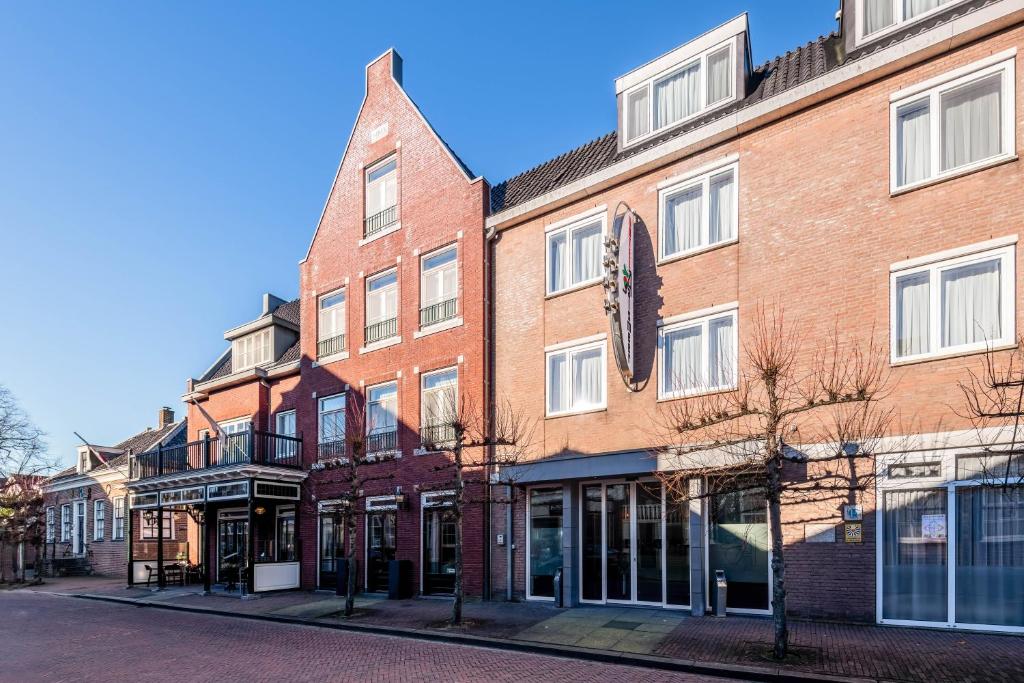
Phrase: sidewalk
[{"left": 28, "top": 577, "right": 1023, "bottom": 683}]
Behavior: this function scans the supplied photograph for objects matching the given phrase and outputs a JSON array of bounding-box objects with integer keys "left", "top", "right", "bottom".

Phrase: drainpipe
[
  {"left": 505, "top": 485, "right": 514, "bottom": 600},
  {"left": 483, "top": 218, "right": 498, "bottom": 601}
]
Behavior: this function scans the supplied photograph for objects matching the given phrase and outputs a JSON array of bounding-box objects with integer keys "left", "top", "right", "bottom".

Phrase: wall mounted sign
[
  {"left": 843, "top": 504, "right": 863, "bottom": 521},
  {"left": 805, "top": 523, "right": 836, "bottom": 543},
  {"left": 604, "top": 203, "right": 635, "bottom": 385},
  {"left": 844, "top": 523, "right": 863, "bottom": 543},
  {"left": 921, "top": 513, "right": 947, "bottom": 540}
]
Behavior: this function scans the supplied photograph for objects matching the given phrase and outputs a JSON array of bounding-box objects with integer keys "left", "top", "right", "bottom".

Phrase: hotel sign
[{"left": 604, "top": 204, "right": 635, "bottom": 384}]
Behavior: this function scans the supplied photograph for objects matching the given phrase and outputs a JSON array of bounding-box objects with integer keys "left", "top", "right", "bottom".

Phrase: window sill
[
  {"left": 358, "top": 222, "right": 401, "bottom": 246},
  {"left": 891, "top": 154, "right": 1017, "bottom": 197},
  {"left": 545, "top": 278, "right": 603, "bottom": 301},
  {"left": 890, "top": 341, "right": 1018, "bottom": 368},
  {"left": 359, "top": 336, "right": 402, "bottom": 354},
  {"left": 414, "top": 442, "right": 456, "bottom": 456},
  {"left": 545, "top": 406, "right": 607, "bottom": 420},
  {"left": 414, "top": 317, "right": 463, "bottom": 339},
  {"left": 365, "top": 450, "right": 401, "bottom": 462},
  {"left": 656, "top": 385, "right": 737, "bottom": 402},
  {"left": 313, "top": 350, "right": 350, "bottom": 367},
  {"left": 658, "top": 237, "right": 738, "bottom": 266}
]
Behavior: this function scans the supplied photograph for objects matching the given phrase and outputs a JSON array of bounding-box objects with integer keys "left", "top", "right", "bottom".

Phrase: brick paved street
[{"left": 0, "top": 591, "right": 745, "bottom": 683}]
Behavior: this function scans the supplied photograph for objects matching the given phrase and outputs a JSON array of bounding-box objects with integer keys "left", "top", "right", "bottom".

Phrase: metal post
[
  {"left": 203, "top": 502, "right": 212, "bottom": 594},
  {"left": 156, "top": 502, "right": 166, "bottom": 590},
  {"left": 126, "top": 498, "right": 134, "bottom": 588},
  {"left": 246, "top": 483, "right": 255, "bottom": 595},
  {"left": 157, "top": 443, "right": 164, "bottom": 477},
  {"left": 249, "top": 421, "right": 256, "bottom": 464},
  {"left": 203, "top": 433, "right": 211, "bottom": 469}
]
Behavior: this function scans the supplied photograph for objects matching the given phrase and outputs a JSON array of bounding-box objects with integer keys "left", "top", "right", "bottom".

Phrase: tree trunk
[
  {"left": 767, "top": 453, "right": 788, "bottom": 660},
  {"left": 451, "top": 440, "right": 464, "bottom": 626},
  {"left": 344, "top": 510, "right": 357, "bottom": 617}
]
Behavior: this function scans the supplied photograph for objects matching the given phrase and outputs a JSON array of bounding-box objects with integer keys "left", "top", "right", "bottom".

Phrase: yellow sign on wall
[{"left": 845, "top": 523, "right": 863, "bottom": 543}]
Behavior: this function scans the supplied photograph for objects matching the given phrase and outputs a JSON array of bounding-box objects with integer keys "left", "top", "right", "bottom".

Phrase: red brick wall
[{"left": 491, "top": 30, "right": 1024, "bottom": 619}]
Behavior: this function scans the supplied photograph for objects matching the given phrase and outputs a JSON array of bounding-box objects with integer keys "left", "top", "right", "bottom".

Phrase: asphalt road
[{"left": 0, "top": 591, "right": 746, "bottom": 682}]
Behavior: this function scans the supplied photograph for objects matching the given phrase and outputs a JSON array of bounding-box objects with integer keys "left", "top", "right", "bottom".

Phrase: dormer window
[
  {"left": 232, "top": 327, "right": 272, "bottom": 372},
  {"left": 859, "top": 0, "right": 965, "bottom": 43},
  {"left": 78, "top": 449, "right": 91, "bottom": 474},
  {"left": 624, "top": 41, "right": 735, "bottom": 145}
]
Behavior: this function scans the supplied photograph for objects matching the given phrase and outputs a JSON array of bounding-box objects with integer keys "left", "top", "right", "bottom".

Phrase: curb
[{"left": 57, "top": 591, "right": 874, "bottom": 683}]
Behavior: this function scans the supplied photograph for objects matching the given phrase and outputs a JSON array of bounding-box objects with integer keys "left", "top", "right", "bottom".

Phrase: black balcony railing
[
  {"left": 317, "top": 334, "right": 347, "bottom": 359},
  {"left": 365, "top": 317, "right": 398, "bottom": 345},
  {"left": 366, "top": 430, "right": 398, "bottom": 455},
  {"left": 317, "top": 439, "right": 347, "bottom": 461},
  {"left": 364, "top": 205, "right": 397, "bottom": 238},
  {"left": 420, "top": 423, "right": 456, "bottom": 449},
  {"left": 130, "top": 429, "right": 302, "bottom": 481},
  {"left": 420, "top": 298, "right": 457, "bottom": 328}
]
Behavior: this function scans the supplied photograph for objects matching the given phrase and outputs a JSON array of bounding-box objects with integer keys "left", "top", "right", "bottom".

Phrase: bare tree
[
  {"left": 312, "top": 397, "right": 395, "bottom": 617},
  {"left": 423, "top": 391, "right": 535, "bottom": 626},
  {"left": 653, "top": 306, "right": 895, "bottom": 660},
  {"left": 955, "top": 338, "right": 1024, "bottom": 485}
]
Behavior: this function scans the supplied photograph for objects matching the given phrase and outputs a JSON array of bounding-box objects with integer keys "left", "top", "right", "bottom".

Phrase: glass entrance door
[
  {"left": 367, "top": 511, "right": 397, "bottom": 592},
  {"left": 318, "top": 513, "right": 344, "bottom": 589},
  {"left": 217, "top": 513, "right": 248, "bottom": 586},
  {"left": 73, "top": 501, "right": 86, "bottom": 555},
  {"left": 578, "top": 481, "right": 689, "bottom": 607},
  {"left": 423, "top": 508, "right": 456, "bottom": 595}
]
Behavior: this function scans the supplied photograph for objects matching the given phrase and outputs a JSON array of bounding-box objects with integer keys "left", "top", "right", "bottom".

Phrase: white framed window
[
  {"left": 365, "top": 269, "right": 399, "bottom": 344},
  {"left": 232, "top": 327, "right": 273, "bottom": 372},
  {"left": 623, "top": 40, "right": 735, "bottom": 144},
  {"left": 890, "top": 54, "right": 1015, "bottom": 192},
  {"left": 421, "top": 367, "right": 457, "bottom": 445},
  {"left": 858, "top": 0, "right": 967, "bottom": 44},
  {"left": 890, "top": 241, "right": 1015, "bottom": 363},
  {"left": 367, "top": 382, "right": 398, "bottom": 436},
  {"left": 93, "top": 500, "right": 105, "bottom": 541},
  {"left": 658, "top": 306, "right": 738, "bottom": 399},
  {"left": 420, "top": 246, "right": 458, "bottom": 327},
  {"left": 60, "top": 504, "right": 70, "bottom": 542},
  {"left": 318, "top": 289, "right": 347, "bottom": 356},
  {"left": 365, "top": 156, "right": 398, "bottom": 235},
  {"left": 46, "top": 507, "right": 55, "bottom": 542},
  {"left": 275, "top": 409, "right": 298, "bottom": 460},
  {"left": 140, "top": 511, "right": 175, "bottom": 540},
  {"left": 658, "top": 160, "right": 738, "bottom": 261},
  {"left": 546, "top": 337, "right": 607, "bottom": 417},
  {"left": 318, "top": 394, "right": 346, "bottom": 460},
  {"left": 112, "top": 497, "right": 125, "bottom": 541},
  {"left": 546, "top": 211, "right": 606, "bottom": 296}
]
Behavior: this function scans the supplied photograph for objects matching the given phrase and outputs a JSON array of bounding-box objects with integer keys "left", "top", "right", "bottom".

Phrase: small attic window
[
  {"left": 858, "top": 0, "right": 967, "bottom": 44},
  {"left": 624, "top": 39, "right": 736, "bottom": 145},
  {"left": 232, "top": 327, "right": 273, "bottom": 372}
]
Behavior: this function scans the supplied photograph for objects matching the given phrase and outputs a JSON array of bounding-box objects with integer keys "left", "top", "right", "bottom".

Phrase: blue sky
[{"left": 0, "top": 1, "right": 833, "bottom": 467}]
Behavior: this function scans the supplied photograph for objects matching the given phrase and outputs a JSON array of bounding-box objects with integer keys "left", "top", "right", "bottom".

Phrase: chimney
[
  {"left": 262, "top": 293, "right": 286, "bottom": 316},
  {"left": 158, "top": 407, "right": 175, "bottom": 429}
]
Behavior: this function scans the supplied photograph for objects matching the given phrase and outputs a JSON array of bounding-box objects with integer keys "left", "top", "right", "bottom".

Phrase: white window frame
[
  {"left": 657, "top": 304, "right": 739, "bottom": 400},
  {"left": 232, "top": 327, "right": 273, "bottom": 372},
  {"left": 46, "top": 506, "right": 55, "bottom": 542},
  {"left": 421, "top": 366, "right": 458, "bottom": 430},
  {"left": 318, "top": 394, "right": 346, "bottom": 451},
  {"left": 364, "top": 155, "right": 398, "bottom": 220},
  {"left": 889, "top": 240, "right": 1015, "bottom": 364},
  {"left": 889, "top": 52, "right": 1016, "bottom": 193},
  {"left": 140, "top": 511, "right": 175, "bottom": 540},
  {"left": 93, "top": 500, "right": 105, "bottom": 541},
  {"left": 545, "top": 208, "right": 608, "bottom": 296},
  {"left": 367, "top": 381, "right": 399, "bottom": 438},
  {"left": 657, "top": 158, "right": 740, "bottom": 262},
  {"left": 318, "top": 288, "right": 347, "bottom": 345},
  {"left": 545, "top": 335, "right": 608, "bottom": 417},
  {"left": 420, "top": 245, "right": 459, "bottom": 319},
  {"left": 856, "top": 0, "right": 969, "bottom": 45},
  {"left": 365, "top": 268, "right": 398, "bottom": 326},
  {"left": 623, "top": 39, "right": 737, "bottom": 145},
  {"left": 112, "top": 497, "right": 125, "bottom": 541},
  {"left": 60, "top": 504, "right": 71, "bottom": 542}
]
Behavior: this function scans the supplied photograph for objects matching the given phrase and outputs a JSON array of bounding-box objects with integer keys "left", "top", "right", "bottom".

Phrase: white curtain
[
  {"left": 627, "top": 87, "right": 649, "bottom": 141},
  {"left": 708, "top": 316, "right": 734, "bottom": 388},
  {"left": 709, "top": 171, "right": 735, "bottom": 243},
  {"left": 665, "top": 185, "right": 702, "bottom": 256},
  {"left": 898, "top": 102, "right": 931, "bottom": 186},
  {"left": 572, "top": 224, "right": 602, "bottom": 284},
  {"left": 665, "top": 326, "right": 702, "bottom": 393},
  {"left": 906, "top": 0, "right": 954, "bottom": 19},
  {"left": 548, "top": 353, "right": 567, "bottom": 413},
  {"left": 882, "top": 489, "right": 948, "bottom": 622},
  {"left": 707, "top": 48, "right": 732, "bottom": 105},
  {"left": 548, "top": 232, "right": 567, "bottom": 292},
  {"left": 942, "top": 259, "right": 1001, "bottom": 347},
  {"left": 896, "top": 272, "right": 930, "bottom": 357},
  {"left": 572, "top": 348, "right": 603, "bottom": 408},
  {"left": 654, "top": 63, "right": 700, "bottom": 130},
  {"left": 864, "top": 0, "right": 894, "bottom": 35},
  {"left": 942, "top": 75, "right": 1001, "bottom": 171}
]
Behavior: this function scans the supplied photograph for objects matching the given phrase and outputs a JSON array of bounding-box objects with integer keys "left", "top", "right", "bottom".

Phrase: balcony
[
  {"left": 363, "top": 205, "right": 398, "bottom": 239},
  {"left": 317, "top": 333, "right": 347, "bottom": 359},
  {"left": 420, "top": 298, "right": 457, "bottom": 328},
  {"left": 130, "top": 430, "right": 302, "bottom": 481},
  {"left": 317, "top": 439, "right": 347, "bottom": 462},
  {"left": 365, "top": 317, "right": 398, "bottom": 345},
  {"left": 366, "top": 430, "right": 398, "bottom": 456},
  {"left": 420, "top": 423, "right": 456, "bottom": 449}
]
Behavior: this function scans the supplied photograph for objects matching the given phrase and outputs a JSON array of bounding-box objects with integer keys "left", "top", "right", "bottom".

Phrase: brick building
[
  {"left": 486, "top": 0, "right": 1024, "bottom": 633},
  {"left": 41, "top": 408, "right": 186, "bottom": 579}
]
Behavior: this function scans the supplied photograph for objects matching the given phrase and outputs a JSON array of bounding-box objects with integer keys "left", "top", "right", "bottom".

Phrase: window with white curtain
[
  {"left": 366, "top": 269, "right": 398, "bottom": 325},
  {"left": 93, "top": 500, "right": 105, "bottom": 541},
  {"left": 891, "top": 243, "right": 1014, "bottom": 362},
  {"left": 421, "top": 367, "right": 458, "bottom": 436},
  {"left": 232, "top": 328, "right": 273, "bottom": 372},
  {"left": 891, "top": 55, "right": 1014, "bottom": 191},
  {"left": 365, "top": 157, "right": 397, "bottom": 220},
  {"left": 623, "top": 40, "right": 735, "bottom": 144},
  {"left": 659, "top": 308, "right": 737, "bottom": 399},
  {"left": 421, "top": 246, "right": 458, "bottom": 322},
  {"left": 546, "top": 338, "right": 607, "bottom": 416},
  {"left": 112, "top": 498, "right": 125, "bottom": 541},
  {"left": 546, "top": 213, "right": 605, "bottom": 295},
  {"left": 367, "top": 382, "right": 398, "bottom": 436},
  {"left": 659, "top": 161, "right": 738, "bottom": 260},
  {"left": 860, "top": 0, "right": 964, "bottom": 42},
  {"left": 318, "top": 289, "right": 346, "bottom": 344}
]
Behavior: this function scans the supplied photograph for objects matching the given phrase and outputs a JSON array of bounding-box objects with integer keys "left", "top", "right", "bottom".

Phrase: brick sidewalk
[{"left": 31, "top": 577, "right": 1024, "bottom": 683}]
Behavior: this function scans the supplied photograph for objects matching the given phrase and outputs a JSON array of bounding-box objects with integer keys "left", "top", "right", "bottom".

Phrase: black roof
[
  {"left": 198, "top": 298, "right": 302, "bottom": 383},
  {"left": 46, "top": 420, "right": 187, "bottom": 483},
  {"left": 490, "top": 0, "right": 998, "bottom": 214}
]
